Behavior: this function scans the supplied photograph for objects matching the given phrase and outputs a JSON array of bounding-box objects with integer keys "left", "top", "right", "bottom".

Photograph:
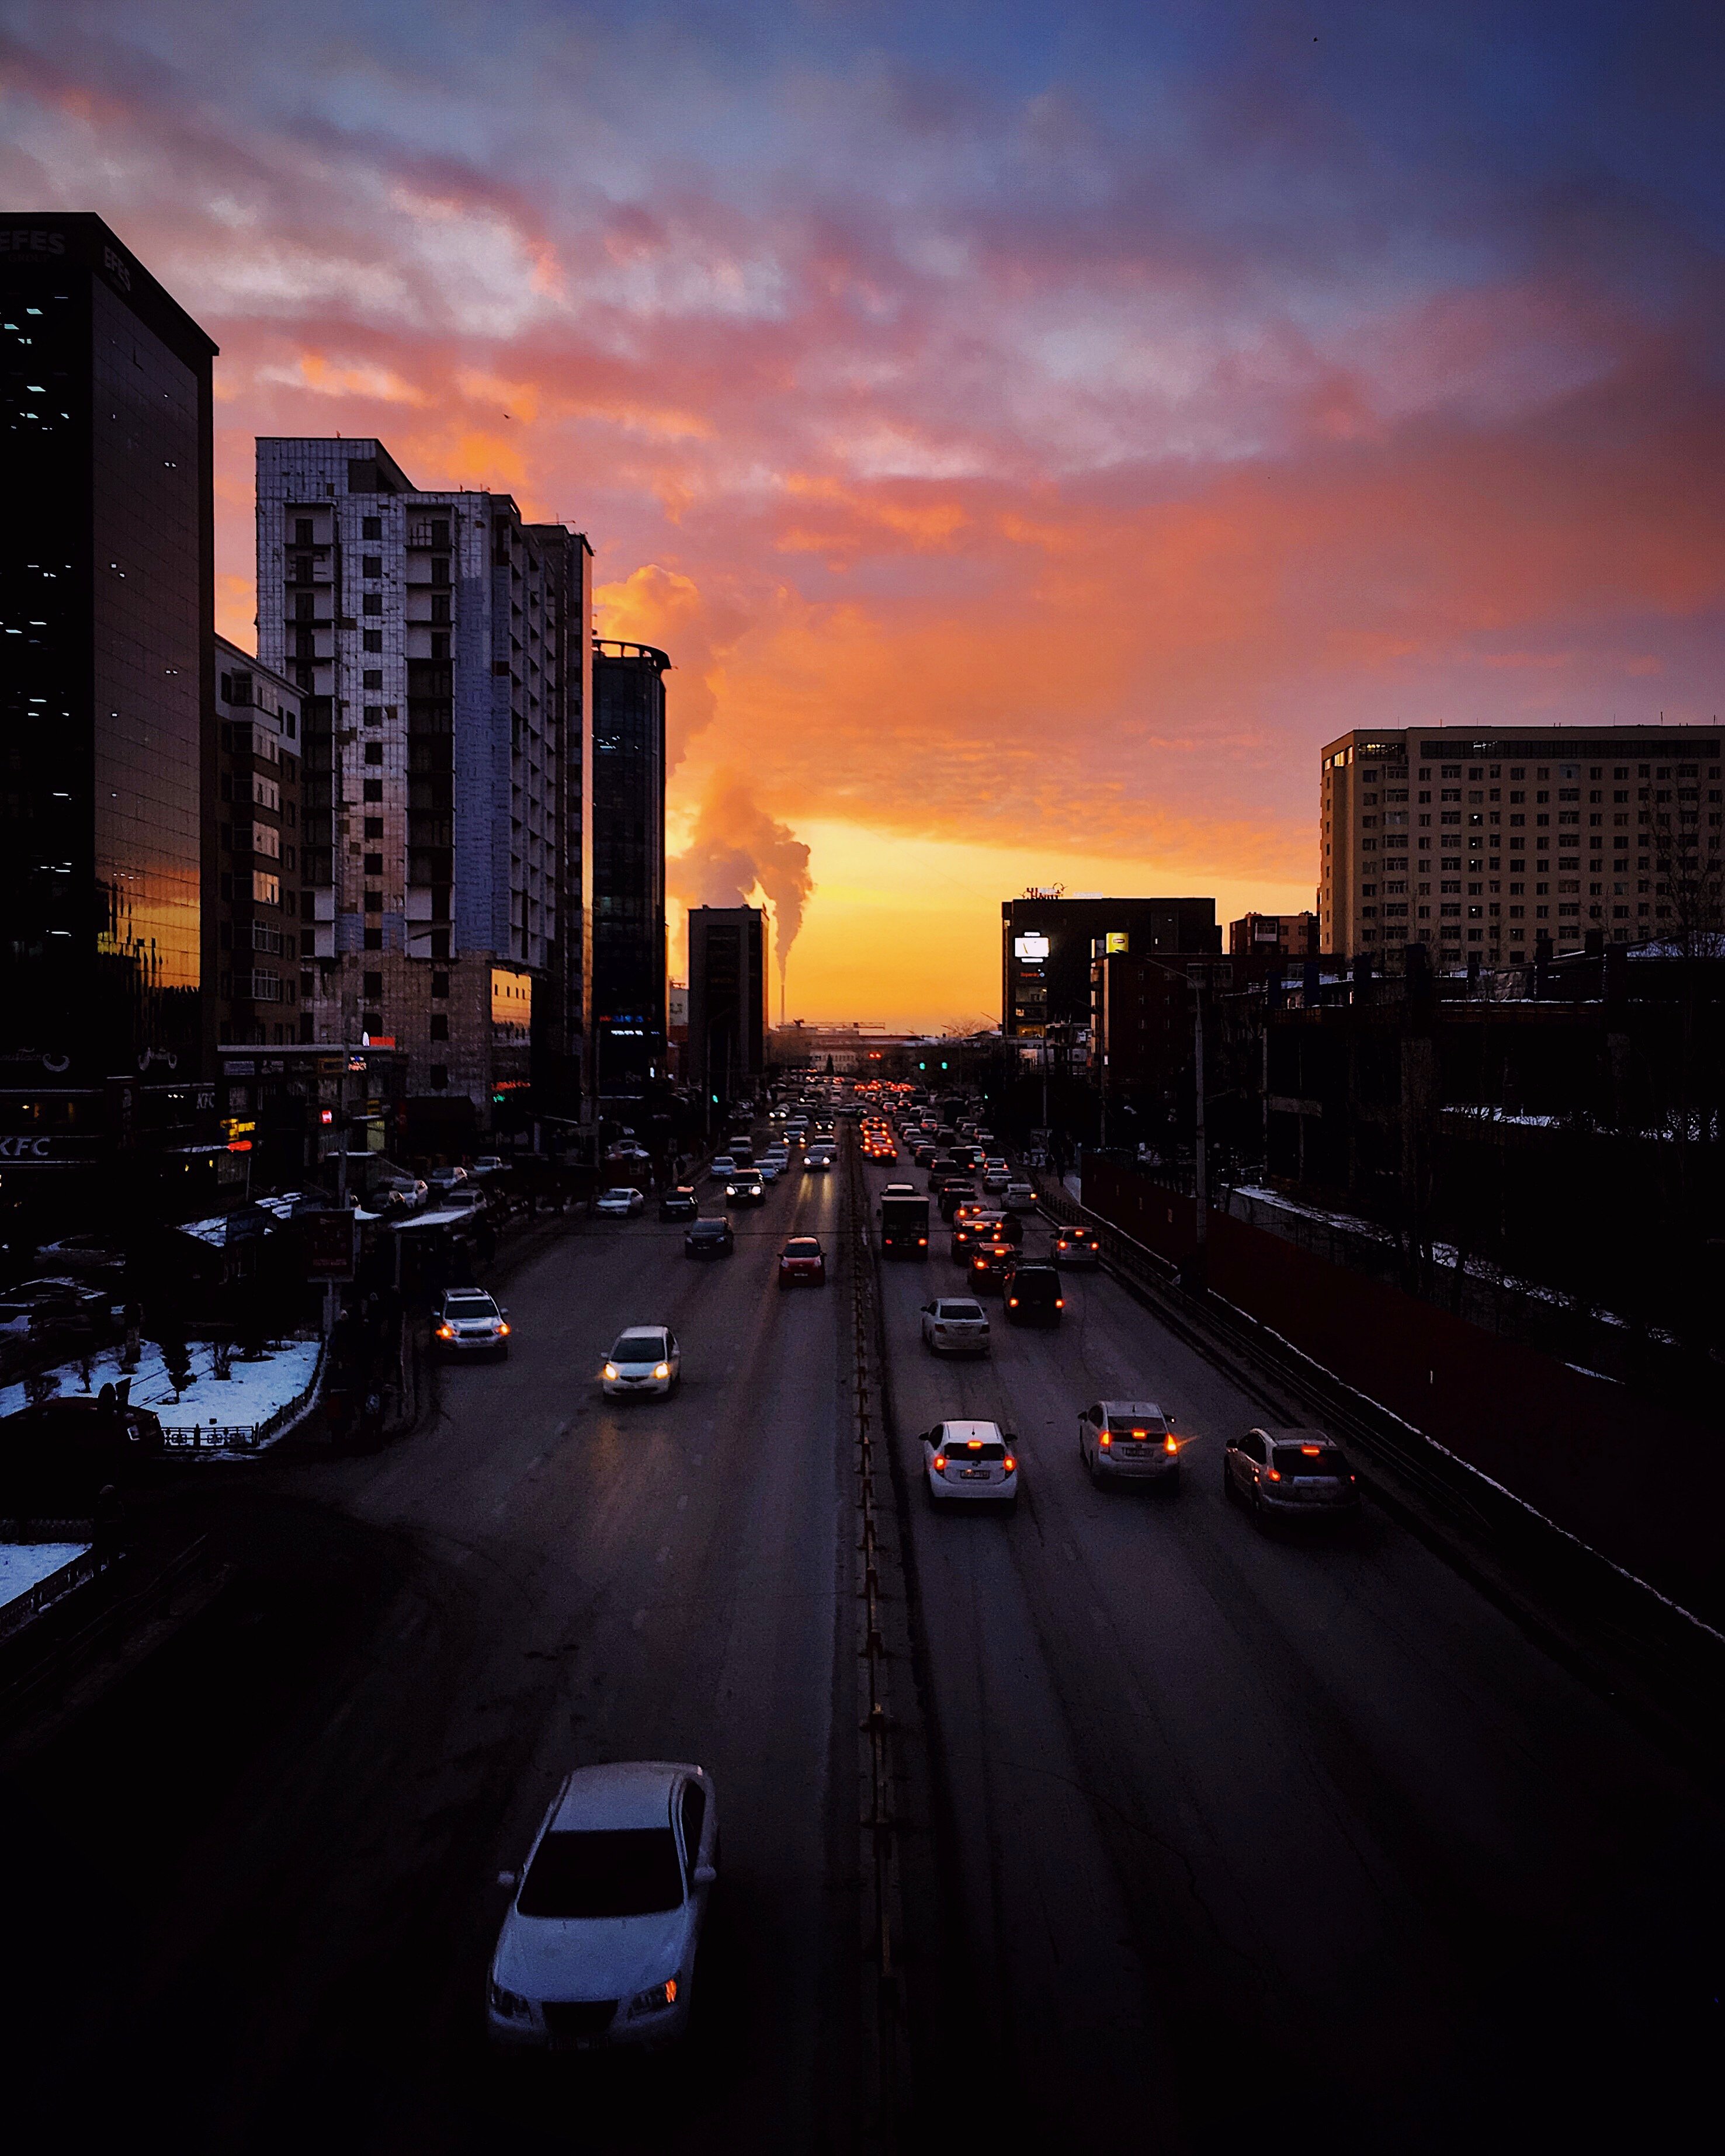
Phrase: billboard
[
  {"left": 1014, "top": 933, "right": 1050, "bottom": 961},
  {"left": 1105, "top": 931, "right": 1129, "bottom": 954}
]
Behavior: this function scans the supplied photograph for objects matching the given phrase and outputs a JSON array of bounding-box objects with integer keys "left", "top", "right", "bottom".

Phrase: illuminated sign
[
  {"left": 1014, "top": 934, "right": 1050, "bottom": 961},
  {"left": 1105, "top": 931, "right": 1129, "bottom": 954}
]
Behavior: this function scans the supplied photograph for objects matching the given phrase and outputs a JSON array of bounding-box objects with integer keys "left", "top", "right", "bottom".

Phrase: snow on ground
[
  {"left": 0, "top": 1338, "right": 321, "bottom": 1442},
  {"left": 0, "top": 1541, "right": 91, "bottom": 1611}
]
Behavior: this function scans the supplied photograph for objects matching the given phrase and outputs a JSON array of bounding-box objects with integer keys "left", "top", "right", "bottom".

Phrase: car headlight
[
  {"left": 653, "top": 1362, "right": 670, "bottom": 1380},
  {"left": 488, "top": 1978, "right": 533, "bottom": 2020},
  {"left": 628, "top": 1977, "right": 680, "bottom": 2018},
  {"left": 602, "top": 1362, "right": 619, "bottom": 1381}
]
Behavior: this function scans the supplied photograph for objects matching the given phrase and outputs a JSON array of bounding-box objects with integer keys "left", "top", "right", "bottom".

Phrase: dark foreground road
[{"left": 1, "top": 1143, "right": 1720, "bottom": 2155}]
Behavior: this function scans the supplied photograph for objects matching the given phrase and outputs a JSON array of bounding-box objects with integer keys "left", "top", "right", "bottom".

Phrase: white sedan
[
  {"left": 602, "top": 1325, "right": 682, "bottom": 1397},
  {"left": 921, "top": 1418, "right": 1018, "bottom": 1509},
  {"left": 488, "top": 1761, "right": 718, "bottom": 2052},
  {"left": 595, "top": 1186, "right": 645, "bottom": 1217},
  {"left": 919, "top": 1297, "right": 991, "bottom": 1356}
]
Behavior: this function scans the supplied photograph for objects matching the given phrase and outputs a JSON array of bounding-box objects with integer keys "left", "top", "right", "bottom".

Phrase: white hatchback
[
  {"left": 488, "top": 1761, "right": 717, "bottom": 2052},
  {"left": 1003, "top": 1182, "right": 1036, "bottom": 1211},
  {"left": 602, "top": 1325, "right": 682, "bottom": 1397},
  {"left": 919, "top": 1297, "right": 991, "bottom": 1356},
  {"left": 921, "top": 1418, "right": 1019, "bottom": 1509}
]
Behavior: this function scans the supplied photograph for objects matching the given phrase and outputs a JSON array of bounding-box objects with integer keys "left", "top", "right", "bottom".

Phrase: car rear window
[
  {"left": 1108, "top": 1415, "right": 1167, "bottom": 1436},
  {"left": 1274, "top": 1445, "right": 1348, "bottom": 1476},
  {"left": 518, "top": 1828, "right": 684, "bottom": 1918},
  {"left": 786, "top": 1240, "right": 820, "bottom": 1254},
  {"left": 938, "top": 1302, "right": 984, "bottom": 1321}
]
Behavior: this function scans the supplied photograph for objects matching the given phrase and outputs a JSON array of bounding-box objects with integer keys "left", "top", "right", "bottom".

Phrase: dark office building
[
  {"left": 0, "top": 214, "right": 217, "bottom": 1081},
  {"left": 213, "top": 637, "right": 303, "bottom": 1046},
  {"left": 687, "top": 907, "right": 766, "bottom": 1119},
  {"left": 1002, "top": 894, "right": 1219, "bottom": 1038},
  {"left": 591, "top": 639, "right": 668, "bottom": 1096}
]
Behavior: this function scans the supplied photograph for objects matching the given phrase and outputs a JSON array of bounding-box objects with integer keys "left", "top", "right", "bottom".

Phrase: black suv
[
  {"left": 684, "top": 1217, "right": 735, "bottom": 1258},
  {"left": 658, "top": 1185, "right": 699, "bottom": 1221},
  {"left": 1003, "top": 1262, "right": 1064, "bottom": 1325}
]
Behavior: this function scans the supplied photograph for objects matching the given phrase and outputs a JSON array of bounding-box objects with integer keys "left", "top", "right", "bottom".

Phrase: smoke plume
[{"left": 669, "top": 770, "right": 814, "bottom": 991}]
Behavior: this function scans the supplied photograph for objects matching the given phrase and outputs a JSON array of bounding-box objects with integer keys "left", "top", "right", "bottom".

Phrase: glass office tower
[
  {"left": 591, "top": 640, "right": 668, "bottom": 1098},
  {"left": 0, "top": 214, "right": 216, "bottom": 1078}
]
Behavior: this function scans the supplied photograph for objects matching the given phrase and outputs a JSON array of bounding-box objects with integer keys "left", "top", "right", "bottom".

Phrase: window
[
  {"left": 362, "top": 516, "right": 382, "bottom": 541},
  {"left": 363, "top": 668, "right": 383, "bottom": 690},
  {"left": 364, "top": 741, "right": 383, "bottom": 765},
  {"left": 252, "top": 872, "right": 280, "bottom": 906},
  {"left": 364, "top": 890, "right": 383, "bottom": 912},
  {"left": 364, "top": 816, "right": 384, "bottom": 839},
  {"left": 363, "top": 779, "right": 383, "bottom": 801},
  {"left": 364, "top": 926, "right": 383, "bottom": 949},
  {"left": 432, "top": 971, "right": 449, "bottom": 998},
  {"left": 363, "top": 630, "right": 383, "bottom": 651},
  {"left": 363, "top": 593, "right": 382, "bottom": 615},
  {"left": 362, "top": 556, "right": 383, "bottom": 578},
  {"left": 295, "top": 519, "right": 314, "bottom": 547},
  {"left": 429, "top": 1063, "right": 449, "bottom": 1089},
  {"left": 680, "top": 1782, "right": 707, "bottom": 1874},
  {"left": 363, "top": 971, "right": 384, "bottom": 999},
  {"left": 365, "top": 852, "right": 384, "bottom": 876},
  {"left": 429, "top": 1013, "right": 449, "bottom": 1040}
]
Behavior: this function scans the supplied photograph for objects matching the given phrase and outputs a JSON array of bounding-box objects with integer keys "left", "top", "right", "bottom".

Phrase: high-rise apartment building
[
  {"left": 255, "top": 439, "right": 591, "bottom": 1137},
  {"left": 687, "top": 907, "right": 767, "bottom": 1117},
  {"left": 0, "top": 213, "right": 217, "bottom": 1079},
  {"left": 591, "top": 639, "right": 669, "bottom": 1096},
  {"left": 1320, "top": 725, "right": 1724, "bottom": 964},
  {"left": 213, "top": 637, "right": 303, "bottom": 1045},
  {"left": 1001, "top": 895, "right": 1219, "bottom": 1039}
]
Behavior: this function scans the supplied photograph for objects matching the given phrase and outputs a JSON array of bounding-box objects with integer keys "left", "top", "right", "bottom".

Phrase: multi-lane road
[{"left": 1, "top": 1122, "right": 1720, "bottom": 2153}]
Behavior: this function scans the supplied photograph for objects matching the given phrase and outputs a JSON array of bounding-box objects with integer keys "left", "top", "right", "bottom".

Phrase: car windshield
[
  {"left": 786, "top": 1240, "right": 820, "bottom": 1255},
  {"left": 1108, "top": 1415, "right": 1167, "bottom": 1436},
  {"left": 603, "top": 1188, "right": 634, "bottom": 1200},
  {"left": 939, "top": 1303, "right": 984, "bottom": 1321},
  {"left": 613, "top": 1332, "right": 666, "bottom": 1359},
  {"left": 447, "top": 1297, "right": 497, "bottom": 1318},
  {"left": 518, "top": 1827, "right": 685, "bottom": 1918},
  {"left": 1274, "top": 1445, "right": 1348, "bottom": 1476}
]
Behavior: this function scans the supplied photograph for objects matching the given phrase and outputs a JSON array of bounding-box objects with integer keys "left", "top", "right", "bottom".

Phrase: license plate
[{"left": 960, "top": 1467, "right": 991, "bottom": 1480}]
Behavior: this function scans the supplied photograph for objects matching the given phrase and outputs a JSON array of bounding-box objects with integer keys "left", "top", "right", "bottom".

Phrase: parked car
[
  {"left": 0, "top": 1279, "right": 113, "bottom": 1342},
  {"left": 1002, "top": 1261, "right": 1063, "bottom": 1325},
  {"left": 32, "top": 1234, "right": 123, "bottom": 1282},
  {"left": 658, "top": 1186, "right": 699, "bottom": 1221},
  {"left": 0, "top": 1387, "right": 165, "bottom": 1511},
  {"left": 426, "top": 1165, "right": 468, "bottom": 1196},
  {"left": 487, "top": 1761, "right": 717, "bottom": 2051},
  {"left": 920, "top": 1419, "right": 1018, "bottom": 1510},
  {"left": 595, "top": 1187, "right": 646, "bottom": 1218},
  {"left": 601, "top": 1325, "right": 681, "bottom": 1397},
  {"left": 684, "top": 1217, "right": 735, "bottom": 1259},
  {"left": 1052, "top": 1225, "right": 1102, "bottom": 1269},
  {"left": 1223, "top": 1428, "right": 1360, "bottom": 1520},
  {"left": 724, "top": 1171, "right": 766, "bottom": 1207},
  {"left": 778, "top": 1236, "right": 827, "bottom": 1288},
  {"left": 919, "top": 1297, "right": 990, "bottom": 1356},
  {"left": 433, "top": 1289, "right": 512, "bottom": 1359},
  {"left": 1078, "top": 1400, "right": 1179, "bottom": 1488},
  {"left": 470, "top": 1155, "right": 506, "bottom": 1178}
]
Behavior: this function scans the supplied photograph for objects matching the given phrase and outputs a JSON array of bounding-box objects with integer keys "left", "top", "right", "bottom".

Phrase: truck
[{"left": 879, "top": 1190, "right": 931, "bottom": 1259}]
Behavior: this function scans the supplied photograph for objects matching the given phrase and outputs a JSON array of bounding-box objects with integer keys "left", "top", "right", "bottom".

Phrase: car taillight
[
  {"left": 1164, "top": 1434, "right": 1177, "bottom": 1454},
  {"left": 1004, "top": 1456, "right": 1016, "bottom": 1474},
  {"left": 918, "top": 1236, "right": 927, "bottom": 1245},
  {"left": 932, "top": 1453, "right": 947, "bottom": 1471},
  {"left": 1055, "top": 1298, "right": 1064, "bottom": 1308},
  {"left": 1007, "top": 1297, "right": 1018, "bottom": 1307},
  {"left": 1266, "top": 1468, "right": 1281, "bottom": 1481},
  {"left": 1098, "top": 1432, "right": 1111, "bottom": 1448}
]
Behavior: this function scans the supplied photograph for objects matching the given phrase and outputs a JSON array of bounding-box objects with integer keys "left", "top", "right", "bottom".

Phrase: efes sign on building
[{"left": 490, "top": 968, "right": 532, "bottom": 1044}]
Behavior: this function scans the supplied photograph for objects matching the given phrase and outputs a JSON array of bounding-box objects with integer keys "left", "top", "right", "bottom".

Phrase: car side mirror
[
  {"left": 1004, "top": 1432, "right": 1018, "bottom": 1444},
  {"left": 497, "top": 1869, "right": 517, "bottom": 1888},
  {"left": 693, "top": 1863, "right": 717, "bottom": 1887}
]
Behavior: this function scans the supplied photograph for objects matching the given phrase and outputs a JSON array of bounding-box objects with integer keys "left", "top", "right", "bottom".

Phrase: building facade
[
  {"left": 213, "top": 637, "right": 303, "bottom": 1046},
  {"left": 686, "top": 907, "right": 767, "bottom": 1118},
  {"left": 254, "top": 439, "right": 591, "bottom": 1138},
  {"left": 0, "top": 213, "right": 217, "bottom": 1083},
  {"left": 1229, "top": 911, "right": 1317, "bottom": 960},
  {"left": 1320, "top": 725, "right": 1725, "bottom": 964},
  {"left": 591, "top": 640, "right": 668, "bottom": 1098},
  {"left": 1002, "top": 894, "right": 1220, "bottom": 1040}
]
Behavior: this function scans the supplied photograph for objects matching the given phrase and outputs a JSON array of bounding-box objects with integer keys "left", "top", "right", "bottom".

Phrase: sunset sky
[{"left": 5, "top": 2, "right": 1722, "bottom": 1026}]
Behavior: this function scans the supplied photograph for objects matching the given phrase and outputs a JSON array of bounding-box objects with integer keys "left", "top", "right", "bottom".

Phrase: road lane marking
[{"left": 492, "top": 1497, "right": 509, "bottom": 1516}]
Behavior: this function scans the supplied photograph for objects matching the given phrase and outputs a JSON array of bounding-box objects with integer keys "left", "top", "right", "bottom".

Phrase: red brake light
[
  {"left": 967, "top": 1438, "right": 982, "bottom": 1450},
  {"left": 1300, "top": 1444, "right": 1322, "bottom": 1456},
  {"left": 1055, "top": 1298, "right": 1064, "bottom": 1308},
  {"left": 1266, "top": 1468, "right": 1281, "bottom": 1481},
  {"left": 1099, "top": 1432, "right": 1111, "bottom": 1448},
  {"left": 1004, "top": 1456, "right": 1016, "bottom": 1474},
  {"left": 932, "top": 1453, "right": 947, "bottom": 1471},
  {"left": 1164, "top": 1434, "right": 1177, "bottom": 1453}
]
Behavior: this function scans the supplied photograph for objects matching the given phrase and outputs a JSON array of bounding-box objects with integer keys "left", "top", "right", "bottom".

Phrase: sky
[{"left": 4, "top": 0, "right": 1723, "bottom": 1026}]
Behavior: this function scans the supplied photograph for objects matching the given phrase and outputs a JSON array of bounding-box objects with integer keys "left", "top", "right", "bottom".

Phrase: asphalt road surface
[
  {"left": 865, "top": 1151, "right": 1724, "bottom": 2152},
  {"left": 1, "top": 1132, "right": 1720, "bottom": 2154}
]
